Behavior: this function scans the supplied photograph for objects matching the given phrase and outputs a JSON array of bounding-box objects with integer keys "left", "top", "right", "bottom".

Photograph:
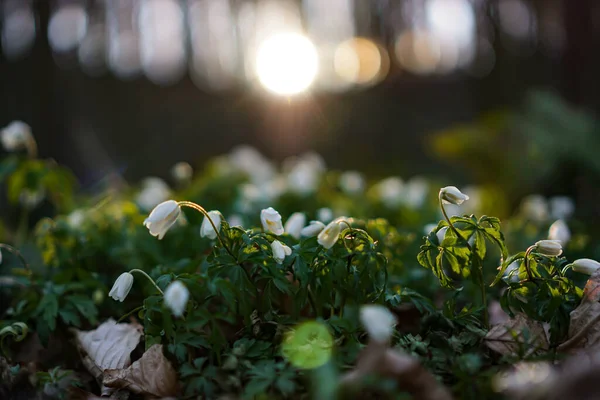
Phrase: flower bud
[
  {"left": 503, "top": 260, "right": 521, "bottom": 283},
  {"left": 534, "top": 240, "right": 563, "bottom": 257},
  {"left": 284, "top": 212, "right": 306, "bottom": 239},
  {"left": 260, "top": 207, "right": 284, "bottom": 235},
  {"left": 571, "top": 258, "right": 600, "bottom": 275},
  {"left": 200, "top": 210, "right": 222, "bottom": 240},
  {"left": 548, "top": 219, "right": 570, "bottom": 245},
  {"left": 143, "top": 200, "right": 181, "bottom": 240},
  {"left": 440, "top": 186, "right": 470, "bottom": 205},
  {"left": 171, "top": 162, "right": 193, "bottom": 183},
  {"left": 109, "top": 272, "right": 134, "bottom": 302},
  {"left": 164, "top": 280, "right": 189, "bottom": 317},
  {"left": 317, "top": 220, "right": 342, "bottom": 249},
  {"left": 301, "top": 220, "right": 326, "bottom": 237},
  {"left": 359, "top": 305, "right": 397, "bottom": 343},
  {"left": 271, "top": 240, "right": 292, "bottom": 264}
]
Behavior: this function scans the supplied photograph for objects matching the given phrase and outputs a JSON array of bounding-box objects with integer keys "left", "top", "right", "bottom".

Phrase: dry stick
[{"left": 339, "top": 340, "right": 453, "bottom": 400}]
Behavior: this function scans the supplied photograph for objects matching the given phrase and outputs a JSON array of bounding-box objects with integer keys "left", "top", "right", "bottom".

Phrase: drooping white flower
[
  {"left": 271, "top": 240, "right": 292, "bottom": 264},
  {"left": 136, "top": 177, "right": 171, "bottom": 211},
  {"left": 284, "top": 212, "right": 306, "bottom": 239},
  {"left": 317, "top": 220, "right": 342, "bottom": 249},
  {"left": 143, "top": 200, "right": 181, "bottom": 239},
  {"left": 375, "top": 177, "right": 404, "bottom": 208},
  {"left": 1, "top": 121, "right": 34, "bottom": 152},
  {"left": 548, "top": 219, "right": 570, "bottom": 245},
  {"left": 440, "top": 186, "right": 470, "bottom": 205},
  {"left": 109, "top": 272, "right": 134, "bottom": 302},
  {"left": 339, "top": 171, "right": 365, "bottom": 195},
  {"left": 571, "top": 258, "right": 600, "bottom": 275},
  {"left": 261, "top": 207, "right": 284, "bottom": 235},
  {"left": 549, "top": 196, "right": 574, "bottom": 220},
  {"left": 534, "top": 240, "right": 563, "bottom": 257},
  {"left": 359, "top": 305, "right": 397, "bottom": 343},
  {"left": 200, "top": 210, "right": 222, "bottom": 240},
  {"left": 520, "top": 195, "right": 548, "bottom": 222},
  {"left": 170, "top": 162, "right": 193, "bottom": 182},
  {"left": 301, "top": 220, "right": 326, "bottom": 237},
  {"left": 164, "top": 280, "right": 189, "bottom": 317}
]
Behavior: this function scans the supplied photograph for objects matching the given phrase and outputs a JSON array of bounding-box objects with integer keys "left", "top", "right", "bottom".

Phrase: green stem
[
  {"left": 117, "top": 305, "right": 144, "bottom": 323},
  {"left": 129, "top": 269, "right": 164, "bottom": 295},
  {"left": 523, "top": 246, "right": 535, "bottom": 281},
  {"left": 15, "top": 209, "right": 29, "bottom": 247},
  {"left": 307, "top": 287, "right": 320, "bottom": 318},
  {"left": 178, "top": 201, "right": 236, "bottom": 261},
  {"left": 439, "top": 193, "right": 488, "bottom": 327}
]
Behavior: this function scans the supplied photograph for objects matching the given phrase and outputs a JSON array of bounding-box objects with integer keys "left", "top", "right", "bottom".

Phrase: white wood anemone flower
[
  {"left": 317, "top": 220, "right": 342, "bottom": 249},
  {"left": 200, "top": 210, "right": 222, "bottom": 240},
  {"left": 284, "top": 212, "right": 306, "bottom": 239},
  {"left": 534, "top": 240, "right": 563, "bottom": 257},
  {"left": 440, "top": 186, "right": 470, "bottom": 205},
  {"left": 143, "top": 200, "right": 181, "bottom": 240},
  {"left": 164, "top": 281, "right": 190, "bottom": 317},
  {"left": 548, "top": 219, "right": 571, "bottom": 245},
  {"left": 359, "top": 304, "right": 397, "bottom": 343},
  {"left": 301, "top": 221, "right": 326, "bottom": 237},
  {"left": 571, "top": 258, "right": 600, "bottom": 275},
  {"left": 109, "top": 272, "right": 134, "bottom": 302},
  {"left": 271, "top": 240, "right": 292, "bottom": 264},
  {"left": 261, "top": 207, "right": 284, "bottom": 235}
]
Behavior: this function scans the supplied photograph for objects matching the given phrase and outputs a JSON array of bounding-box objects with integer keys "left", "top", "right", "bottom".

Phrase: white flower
[
  {"left": 571, "top": 258, "right": 600, "bottom": 275},
  {"left": 136, "top": 177, "right": 171, "bottom": 211},
  {"left": 143, "top": 200, "right": 181, "bottom": 239},
  {"left": 164, "top": 281, "right": 189, "bottom": 317},
  {"left": 375, "top": 177, "right": 404, "bottom": 208},
  {"left": 229, "top": 145, "right": 275, "bottom": 184},
  {"left": 271, "top": 240, "right": 292, "bottom": 264},
  {"left": 284, "top": 212, "right": 306, "bottom": 239},
  {"left": 286, "top": 153, "right": 325, "bottom": 196},
  {"left": 339, "top": 171, "right": 365, "bottom": 194},
  {"left": 548, "top": 219, "right": 570, "bottom": 245},
  {"left": 534, "top": 240, "right": 563, "bottom": 257},
  {"left": 403, "top": 177, "right": 429, "bottom": 208},
  {"left": 1, "top": 121, "right": 33, "bottom": 151},
  {"left": 359, "top": 305, "right": 397, "bottom": 343},
  {"left": 200, "top": 210, "right": 222, "bottom": 240},
  {"left": 67, "top": 209, "right": 86, "bottom": 228},
  {"left": 228, "top": 214, "right": 244, "bottom": 227},
  {"left": 317, "top": 220, "right": 342, "bottom": 249},
  {"left": 549, "top": 196, "right": 574, "bottom": 220},
  {"left": 301, "top": 221, "right": 326, "bottom": 237},
  {"left": 440, "top": 186, "right": 469, "bottom": 205},
  {"left": 520, "top": 195, "right": 548, "bottom": 222},
  {"left": 316, "top": 207, "right": 333, "bottom": 223},
  {"left": 261, "top": 207, "right": 284, "bottom": 235},
  {"left": 171, "top": 162, "right": 193, "bottom": 182},
  {"left": 109, "top": 272, "right": 134, "bottom": 302}
]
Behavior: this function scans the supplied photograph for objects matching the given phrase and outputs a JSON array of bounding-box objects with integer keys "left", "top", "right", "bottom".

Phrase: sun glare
[{"left": 255, "top": 33, "right": 318, "bottom": 96}]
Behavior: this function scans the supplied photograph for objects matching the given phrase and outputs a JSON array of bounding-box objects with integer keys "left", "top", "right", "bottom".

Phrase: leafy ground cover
[{"left": 1, "top": 122, "right": 600, "bottom": 399}]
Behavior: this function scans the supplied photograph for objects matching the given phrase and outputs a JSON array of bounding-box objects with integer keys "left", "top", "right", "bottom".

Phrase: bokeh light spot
[{"left": 281, "top": 321, "right": 333, "bottom": 369}]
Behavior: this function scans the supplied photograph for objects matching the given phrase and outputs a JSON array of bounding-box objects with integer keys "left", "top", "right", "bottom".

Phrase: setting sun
[{"left": 255, "top": 33, "right": 319, "bottom": 96}]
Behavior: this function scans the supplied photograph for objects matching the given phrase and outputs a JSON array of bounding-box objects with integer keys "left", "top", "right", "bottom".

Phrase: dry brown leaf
[
  {"left": 72, "top": 319, "right": 143, "bottom": 386},
  {"left": 484, "top": 313, "right": 548, "bottom": 356},
  {"left": 558, "top": 270, "right": 600, "bottom": 353},
  {"left": 103, "top": 344, "right": 179, "bottom": 397}
]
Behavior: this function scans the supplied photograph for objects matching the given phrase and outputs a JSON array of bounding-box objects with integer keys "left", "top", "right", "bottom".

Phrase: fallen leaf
[
  {"left": 72, "top": 319, "right": 143, "bottom": 386},
  {"left": 558, "top": 270, "right": 600, "bottom": 353},
  {"left": 103, "top": 344, "right": 179, "bottom": 397},
  {"left": 484, "top": 313, "right": 548, "bottom": 356}
]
